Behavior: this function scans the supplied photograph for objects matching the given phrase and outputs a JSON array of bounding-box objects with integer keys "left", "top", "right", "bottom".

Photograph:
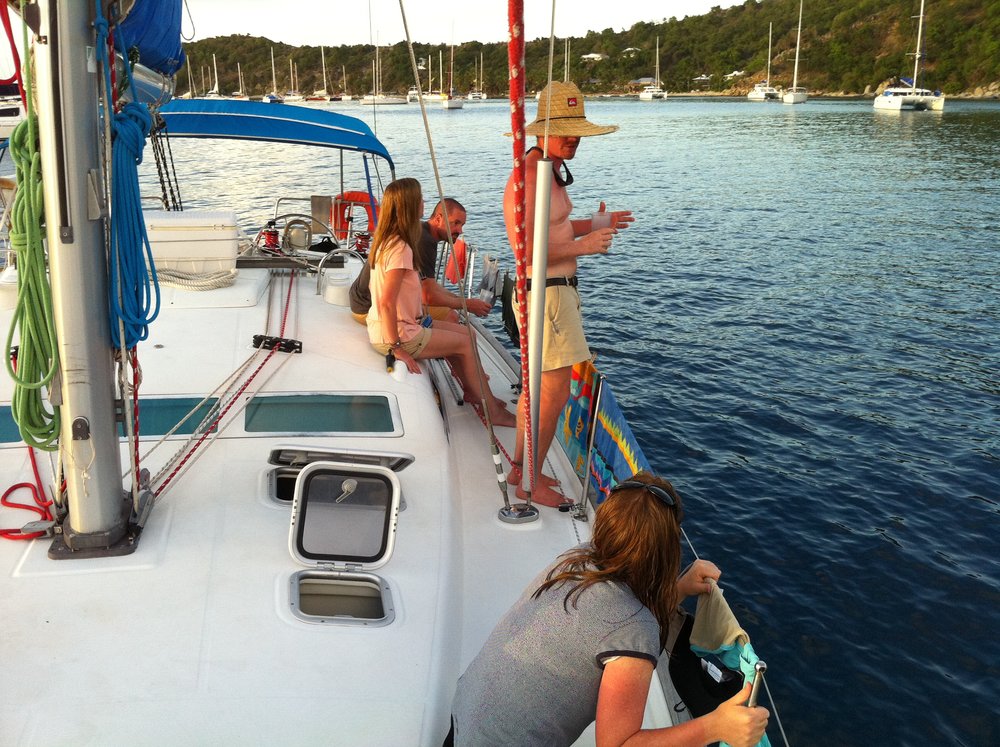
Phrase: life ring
[{"left": 332, "top": 191, "right": 379, "bottom": 242}]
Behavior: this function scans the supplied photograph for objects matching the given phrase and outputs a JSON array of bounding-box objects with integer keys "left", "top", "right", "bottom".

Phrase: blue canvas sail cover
[
  {"left": 158, "top": 99, "right": 394, "bottom": 168},
  {"left": 118, "top": 0, "right": 185, "bottom": 76}
]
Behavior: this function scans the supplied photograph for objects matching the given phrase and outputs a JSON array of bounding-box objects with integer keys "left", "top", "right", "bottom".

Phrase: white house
[{"left": 580, "top": 53, "right": 608, "bottom": 62}]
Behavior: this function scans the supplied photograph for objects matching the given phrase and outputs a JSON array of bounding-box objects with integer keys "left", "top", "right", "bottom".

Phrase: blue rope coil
[{"left": 96, "top": 0, "right": 161, "bottom": 348}]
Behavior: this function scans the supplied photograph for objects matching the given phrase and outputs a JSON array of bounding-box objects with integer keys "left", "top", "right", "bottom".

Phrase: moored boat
[
  {"left": 782, "top": 0, "right": 808, "bottom": 104},
  {"left": 873, "top": 0, "right": 944, "bottom": 111},
  {"left": 748, "top": 23, "right": 779, "bottom": 101}
]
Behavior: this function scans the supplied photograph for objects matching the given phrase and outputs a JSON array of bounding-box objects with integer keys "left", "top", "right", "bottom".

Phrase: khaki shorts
[
  {"left": 371, "top": 326, "right": 432, "bottom": 357},
  {"left": 353, "top": 306, "right": 450, "bottom": 326},
  {"left": 514, "top": 285, "right": 590, "bottom": 371}
]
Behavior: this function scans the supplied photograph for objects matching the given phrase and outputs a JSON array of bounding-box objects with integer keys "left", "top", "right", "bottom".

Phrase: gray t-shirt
[
  {"left": 452, "top": 551, "right": 661, "bottom": 746},
  {"left": 348, "top": 222, "right": 437, "bottom": 315}
]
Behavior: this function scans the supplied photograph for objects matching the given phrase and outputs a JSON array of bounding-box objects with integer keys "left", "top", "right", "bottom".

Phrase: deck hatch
[
  {"left": 287, "top": 462, "right": 399, "bottom": 626},
  {"left": 267, "top": 447, "right": 413, "bottom": 507},
  {"left": 244, "top": 393, "right": 399, "bottom": 435}
]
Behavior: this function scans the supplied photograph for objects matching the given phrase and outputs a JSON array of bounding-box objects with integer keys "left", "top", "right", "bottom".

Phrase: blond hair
[
  {"left": 369, "top": 177, "right": 423, "bottom": 266},
  {"left": 533, "top": 472, "right": 685, "bottom": 649}
]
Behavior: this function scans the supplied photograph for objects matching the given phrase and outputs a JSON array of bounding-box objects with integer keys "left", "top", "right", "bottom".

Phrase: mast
[
  {"left": 321, "top": 46, "right": 328, "bottom": 92},
  {"left": 791, "top": 1, "right": 803, "bottom": 89},
  {"left": 439, "top": 50, "right": 443, "bottom": 94},
  {"left": 655, "top": 36, "right": 660, "bottom": 88},
  {"left": 288, "top": 57, "right": 294, "bottom": 93},
  {"left": 236, "top": 62, "right": 243, "bottom": 95},
  {"left": 449, "top": 45, "right": 455, "bottom": 97},
  {"left": 211, "top": 53, "right": 219, "bottom": 94},
  {"left": 270, "top": 47, "right": 278, "bottom": 95},
  {"left": 766, "top": 23, "right": 773, "bottom": 87},
  {"left": 342, "top": 64, "right": 348, "bottom": 95},
  {"left": 186, "top": 56, "right": 195, "bottom": 97},
  {"left": 34, "top": 0, "right": 132, "bottom": 552},
  {"left": 563, "top": 38, "right": 569, "bottom": 82},
  {"left": 912, "top": 0, "right": 926, "bottom": 90}
]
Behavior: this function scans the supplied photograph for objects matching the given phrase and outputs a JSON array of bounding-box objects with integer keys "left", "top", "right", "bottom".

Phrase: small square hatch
[
  {"left": 287, "top": 462, "right": 400, "bottom": 626},
  {"left": 288, "top": 462, "right": 401, "bottom": 570}
]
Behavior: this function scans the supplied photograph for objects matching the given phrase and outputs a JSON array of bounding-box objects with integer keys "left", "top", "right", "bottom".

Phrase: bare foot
[
  {"left": 490, "top": 406, "right": 517, "bottom": 428},
  {"left": 473, "top": 402, "right": 517, "bottom": 428},
  {"left": 515, "top": 481, "right": 570, "bottom": 508},
  {"left": 507, "top": 465, "right": 560, "bottom": 489}
]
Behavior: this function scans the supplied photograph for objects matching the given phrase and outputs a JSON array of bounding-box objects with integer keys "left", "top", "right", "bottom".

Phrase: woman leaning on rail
[{"left": 448, "top": 472, "right": 769, "bottom": 746}]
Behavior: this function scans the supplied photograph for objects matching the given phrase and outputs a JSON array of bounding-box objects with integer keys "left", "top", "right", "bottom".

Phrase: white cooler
[{"left": 144, "top": 210, "right": 239, "bottom": 274}]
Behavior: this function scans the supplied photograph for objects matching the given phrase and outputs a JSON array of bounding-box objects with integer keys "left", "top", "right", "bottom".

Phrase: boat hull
[
  {"left": 873, "top": 88, "right": 944, "bottom": 111},
  {"left": 782, "top": 88, "right": 808, "bottom": 104},
  {"left": 747, "top": 84, "right": 779, "bottom": 101}
]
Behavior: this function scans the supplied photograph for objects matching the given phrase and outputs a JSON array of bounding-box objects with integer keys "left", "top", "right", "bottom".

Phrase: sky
[{"left": 184, "top": 1, "right": 743, "bottom": 48}]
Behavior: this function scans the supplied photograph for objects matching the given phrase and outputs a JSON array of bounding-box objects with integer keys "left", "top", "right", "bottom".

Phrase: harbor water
[{"left": 131, "top": 96, "right": 996, "bottom": 745}]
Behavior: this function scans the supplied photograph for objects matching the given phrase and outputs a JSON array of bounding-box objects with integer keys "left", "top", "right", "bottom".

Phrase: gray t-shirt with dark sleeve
[{"left": 452, "top": 552, "right": 661, "bottom": 746}]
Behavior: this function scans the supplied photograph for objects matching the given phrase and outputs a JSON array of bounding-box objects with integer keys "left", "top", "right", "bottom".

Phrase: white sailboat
[
  {"left": 442, "top": 45, "right": 464, "bottom": 109},
  {"left": 204, "top": 52, "right": 221, "bottom": 98},
  {"left": 230, "top": 62, "right": 249, "bottom": 100},
  {"left": 467, "top": 52, "right": 486, "bottom": 100},
  {"left": 263, "top": 47, "right": 284, "bottom": 103},
  {"left": 783, "top": 0, "right": 808, "bottom": 104},
  {"left": 284, "top": 58, "right": 305, "bottom": 102},
  {"left": 873, "top": 0, "right": 944, "bottom": 111},
  {"left": 747, "top": 23, "right": 780, "bottom": 101},
  {"left": 361, "top": 45, "right": 406, "bottom": 105},
  {"left": 638, "top": 37, "right": 666, "bottom": 100},
  {"left": 306, "top": 46, "right": 332, "bottom": 101},
  {"left": 340, "top": 64, "right": 352, "bottom": 101}
]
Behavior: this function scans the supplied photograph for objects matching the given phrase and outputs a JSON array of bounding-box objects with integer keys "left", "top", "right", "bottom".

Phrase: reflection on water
[{"left": 137, "top": 97, "right": 1000, "bottom": 745}]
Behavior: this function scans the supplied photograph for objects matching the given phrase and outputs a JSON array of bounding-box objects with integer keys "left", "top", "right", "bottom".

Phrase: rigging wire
[{"left": 396, "top": 0, "right": 514, "bottom": 507}]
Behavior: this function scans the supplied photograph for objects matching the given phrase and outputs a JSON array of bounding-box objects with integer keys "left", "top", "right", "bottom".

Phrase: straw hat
[{"left": 525, "top": 81, "right": 618, "bottom": 137}]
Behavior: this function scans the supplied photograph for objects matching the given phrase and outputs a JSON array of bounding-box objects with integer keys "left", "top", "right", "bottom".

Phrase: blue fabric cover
[
  {"left": 159, "top": 99, "right": 394, "bottom": 168},
  {"left": 118, "top": 0, "right": 185, "bottom": 76}
]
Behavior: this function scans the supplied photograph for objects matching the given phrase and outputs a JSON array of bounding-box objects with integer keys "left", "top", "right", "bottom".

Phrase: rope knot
[{"left": 114, "top": 102, "right": 152, "bottom": 163}]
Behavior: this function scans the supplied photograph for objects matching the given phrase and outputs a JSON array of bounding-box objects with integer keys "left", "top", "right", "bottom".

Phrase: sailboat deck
[{"left": 0, "top": 263, "right": 589, "bottom": 744}]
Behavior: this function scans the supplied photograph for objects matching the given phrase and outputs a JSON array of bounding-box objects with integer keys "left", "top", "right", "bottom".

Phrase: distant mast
[{"left": 911, "top": 0, "right": 926, "bottom": 91}]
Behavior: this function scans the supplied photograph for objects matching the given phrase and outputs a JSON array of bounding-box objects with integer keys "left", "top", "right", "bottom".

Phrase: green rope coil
[{"left": 4, "top": 113, "right": 61, "bottom": 451}]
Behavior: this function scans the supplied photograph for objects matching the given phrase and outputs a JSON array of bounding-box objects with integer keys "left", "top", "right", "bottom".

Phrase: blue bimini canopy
[{"left": 158, "top": 99, "right": 394, "bottom": 170}]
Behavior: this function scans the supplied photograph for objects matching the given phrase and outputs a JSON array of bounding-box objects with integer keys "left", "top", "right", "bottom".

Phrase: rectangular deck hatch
[{"left": 288, "top": 462, "right": 399, "bottom": 626}]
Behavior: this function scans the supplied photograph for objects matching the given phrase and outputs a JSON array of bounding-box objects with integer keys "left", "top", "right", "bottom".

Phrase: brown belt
[{"left": 525, "top": 275, "right": 578, "bottom": 291}]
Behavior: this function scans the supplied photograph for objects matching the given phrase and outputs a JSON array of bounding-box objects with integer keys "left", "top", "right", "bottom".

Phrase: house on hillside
[
  {"left": 628, "top": 77, "right": 656, "bottom": 92},
  {"left": 621, "top": 47, "right": 641, "bottom": 58},
  {"left": 580, "top": 53, "right": 608, "bottom": 62}
]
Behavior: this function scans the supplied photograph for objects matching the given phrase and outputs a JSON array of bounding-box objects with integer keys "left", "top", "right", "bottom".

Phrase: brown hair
[
  {"left": 369, "top": 177, "right": 423, "bottom": 267},
  {"left": 533, "top": 471, "right": 685, "bottom": 649}
]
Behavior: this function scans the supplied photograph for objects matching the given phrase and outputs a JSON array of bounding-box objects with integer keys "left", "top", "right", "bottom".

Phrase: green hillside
[{"left": 178, "top": 0, "right": 1000, "bottom": 98}]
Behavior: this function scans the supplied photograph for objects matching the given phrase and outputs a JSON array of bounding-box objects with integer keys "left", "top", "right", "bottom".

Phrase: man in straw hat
[{"left": 503, "top": 80, "right": 634, "bottom": 507}]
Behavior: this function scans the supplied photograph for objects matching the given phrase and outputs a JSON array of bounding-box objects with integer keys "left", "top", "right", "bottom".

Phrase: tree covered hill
[{"left": 179, "top": 0, "right": 1000, "bottom": 98}]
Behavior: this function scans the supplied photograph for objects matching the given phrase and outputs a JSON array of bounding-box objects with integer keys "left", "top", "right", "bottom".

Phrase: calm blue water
[{"left": 138, "top": 97, "right": 998, "bottom": 745}]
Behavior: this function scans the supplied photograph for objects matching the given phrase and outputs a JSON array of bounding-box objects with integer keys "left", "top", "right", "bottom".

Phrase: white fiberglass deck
[{"left": 0, "top": 261, "right": 592, "bottom": 744}]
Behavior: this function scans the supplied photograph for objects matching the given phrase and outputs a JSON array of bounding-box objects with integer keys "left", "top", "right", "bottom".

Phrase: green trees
[{"left": 178, "top": 1, "right": 1000, "bottom": 98}]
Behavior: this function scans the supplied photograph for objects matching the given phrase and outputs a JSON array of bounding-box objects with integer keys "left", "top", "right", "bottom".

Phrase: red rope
[
  {"left": 0, "top": 2, "right": 25, "bottom": 106},
  {"left": 0, "top": 447, "right": 53, "bottom": 541},
  {"left": 130, "top": 348, "right": 141, "bottom": 475},
  {"left": 154, "top": 273, "right": 297, "bottom": 497},
  {"left": 508, "top": 0, "right": 535, "bottom": 492}
]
